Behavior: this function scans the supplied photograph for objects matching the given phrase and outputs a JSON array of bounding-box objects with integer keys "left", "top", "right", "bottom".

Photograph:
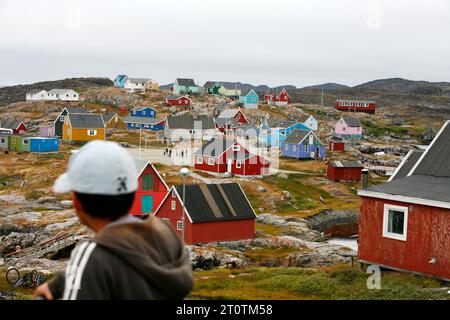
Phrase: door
[
  {"left": 227, "top": 159, "right": 233, "bottom": 173},
  {"left": 141, "top": 195, "right": 153, "bottom": 214}
]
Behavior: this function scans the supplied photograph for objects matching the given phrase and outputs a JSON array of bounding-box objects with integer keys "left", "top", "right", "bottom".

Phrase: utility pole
[
  {"left": 179, "top": 168, "right": 190, "bottom": 242},
  {"left": 321, "top": 89, "right": 324, "bottom": 107}
]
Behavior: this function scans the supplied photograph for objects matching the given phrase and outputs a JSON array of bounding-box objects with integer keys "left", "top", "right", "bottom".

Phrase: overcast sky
[{"left": 0, "top": 0, "right": 449, "bottom": 87}]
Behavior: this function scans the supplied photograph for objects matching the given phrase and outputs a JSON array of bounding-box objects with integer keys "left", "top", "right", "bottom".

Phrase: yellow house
[
  {"left": 63, "top": 113, "right": 106, "bottom": 142},
  {"left": 102, "top": 112, "right": 126, "bottom": 130},
  {"left": 218, "top": 82, "right": 241, "bottom": 98}
]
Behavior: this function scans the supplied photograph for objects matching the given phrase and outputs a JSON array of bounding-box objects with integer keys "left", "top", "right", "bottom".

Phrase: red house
[
  {"left": 328, "top": 137, "right": 345, "bottom": 152},
  {"left": 264, "top": 88, "right": 292, "bottom": 106},
  {"left": 166, "top": 95, "right": 191, "bottom": 107},
  {"left": 326, "top": 160, "right": 363, "bottom": 181},
  {"left": 335, "top": 100, "right": 376, "bottom": 114},
  {"left": 129, "top": 159, "right": 169, "bottom": 216},
  {"left": 357, "top": 120, "right": 450, "bottom": 280},
  {"left": 154, "top": 183, "right": 256, "bottom": 244},
  {"left": 215, "top": 108, "right": 249, "bottom": 132},
  {"left": 194, "top": 138, "right": 270, "bottom": 176},
  {"left": 0, "top": 120, "right": 27, "bottom": 135}
]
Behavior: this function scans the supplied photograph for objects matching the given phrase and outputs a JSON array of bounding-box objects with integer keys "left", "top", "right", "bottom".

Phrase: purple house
[
  {"left": 39, "top": 126, "right": 55, "bottom": 137},
  {"left": 281, "top": 130, "right": 325, "bottom": 160}
]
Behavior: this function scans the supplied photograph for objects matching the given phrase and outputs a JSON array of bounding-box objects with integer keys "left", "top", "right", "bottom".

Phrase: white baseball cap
[{"left": 53, "top": 140, "right": 138, "bottom": 195}]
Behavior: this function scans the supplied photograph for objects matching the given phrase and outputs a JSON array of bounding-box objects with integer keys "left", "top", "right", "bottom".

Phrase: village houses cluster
[{"left": 3, "top": 73, "right": 447, "bottom": 281}]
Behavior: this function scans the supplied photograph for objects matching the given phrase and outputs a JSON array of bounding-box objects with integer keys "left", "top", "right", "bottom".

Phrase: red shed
[
  {"left": 335, "top": 100, "right": 376, "bottom": 114},
  {"left": 0, "top": 120, "right": 27, "bottom": 135},
  {"left": 329, "top": 137, "right": 345, "bottom": 152},
  {"left": 194, "top": 138, "right": 270, "bottom": 176},
  {"left": 154, "top": 183, "right": 256, "bottom": 244},
  {"left": 129, "top": 159, "right": 169, "bottom": 216},
  {"left": 264, "top": 88, "right": 292, "bottom": 106},
  {"left": 326, "top": 160, "right": 363, "bottom": 181},
  {"left": 166, "top": 95, "right": 191, "bottom": 107},
  {"left": 357, "top": 121, "right": 450, "bottom": 280}
]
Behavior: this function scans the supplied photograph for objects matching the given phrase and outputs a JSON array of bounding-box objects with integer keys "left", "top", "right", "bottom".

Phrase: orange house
[
  {"left": 63, "top": 114, "right": 106, "bottom": 142},
  {"left": 102, "top": 112, "right": 126, "bottom": 130}
]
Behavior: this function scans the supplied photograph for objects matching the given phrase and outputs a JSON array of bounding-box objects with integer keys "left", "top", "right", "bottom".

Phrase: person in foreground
[{"left": 34, "top": 141, "right": 194, "bottom": 300}]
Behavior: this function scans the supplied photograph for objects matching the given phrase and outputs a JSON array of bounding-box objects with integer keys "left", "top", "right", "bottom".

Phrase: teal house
[
  {"left": 259, "top": 119, "right": 311, "bottom": 148},
  {"left": 114, "top": 75, "right": 128, "bottom": 88},
  {"left": 172, "top": 78, "right": 199, "bottom": 95},
  {"left": 239, "top": 89, "right": 259, "bottom": 110}
]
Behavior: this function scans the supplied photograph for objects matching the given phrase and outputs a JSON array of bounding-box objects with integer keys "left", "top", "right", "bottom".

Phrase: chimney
[{"left": 361, "top": 169, "right": 369, "bottom": 189}]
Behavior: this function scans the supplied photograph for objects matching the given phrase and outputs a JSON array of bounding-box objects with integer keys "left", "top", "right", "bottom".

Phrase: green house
[{"left": 8, "top": 135, "right": 23, "bottom": 151}]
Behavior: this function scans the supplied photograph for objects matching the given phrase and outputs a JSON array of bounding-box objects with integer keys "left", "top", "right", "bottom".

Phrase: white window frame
[
  {"left": 177, "top": 220, "right": 183, "bottom": 231},
  {"left": 162, "top": 218, "right": 170, "bottom": 224},
  {"left": 382, "top": 204, "right": 408, "bottom": 241},
  {"left": 232, "top": 144, "right": 240, "bottom": 151},
  {"left": 208, "top": 158, "right": 215, "bottom": 165},
  {"left": 87, "top": 129, "right": 97, "bottom": 136},
  {"left": 292, "top": 144, "right": 297, "bottom": 152},
  {"left": 172, "top": 189, "right": 176, "bottom": 198},
  {"left": 171, "top": 200, "right": 176, "bottom": 211},
  {"left": 60, "top": 115, "right": 65, "bottom": 122},
  {"left": 236, "top": 160, "right": 242, "bottom": 168},
  {"left": 197, "top": 156, "right": 203, "bottom": 164}
]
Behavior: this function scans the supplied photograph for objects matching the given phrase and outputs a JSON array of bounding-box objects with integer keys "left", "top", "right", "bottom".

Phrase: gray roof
[
  {"left": 329, "top": 160, "right": 363, "bottom": 168},
  {"left": 365, "top": 175, "right": 450, "bottom": 203},
  {"left": 134, "top": 159, "right": 149, "bottom": 176},
  {"left": 413, "top": 121, "right": 450, "bottom": 178},
  {"left": 66, "top": 106, "right": 89, "bottom": 114},
  {"left": 218, "top": 82, "right": 241, "bottom": 90},
  {"left": 166, "top": 114, "right": 215, "bottom": 130},
  {"left": 391, "top": 150, "right": 424, "bottom": 181},
  {"left": 0, "top": 119, "right": 23, "bottom": 130},
  {"left": 194, "top": 138, "right": 236, "bottom": 157},
  {"left": 214, "top": 117, "right": 239, "bottom": 128},
  {"left": 203, "top": 81, "right": 218, "bottom": 89},
  {"left": 68, "top": 114, "right": 104, "bottom": 128},
  {"left": 27, "top": 89, "right": 46, "bottom": 94},
  {"left": 240, "top": 88, "right": 255, "bottom": 96},
  {"left": 265, "top": 87, "right": 288, "bottom": 96},
  {"left": 123, "top": 116, "right": 164, "bottom": 125},
  {"left": 297, "top": 114, "right": 312, "bottom": 123},
  {"left": 330, "top": 136, "right": 344, "bottom": 142},
  {"left": 127, "top": 78, "right": 151, "bottom": 83},
  {"left": 217, "top": 109, "right": 240, "bottom": 119},
  {"left": 176, "top": 78, "right": 196, "bottom": 87},
  {"left": 174, "top": 183, "right": 256, "bottom": 223},
  {"left": 48, "top": 89, "right": 78, "bottom": 95},
  {"left": 102, "top": 112, "right": 118, "bottom": 123},
  {"left": 342, "top": 117, "right": 361, "bottom": 127},
  {"left": 284, "top": 129, "right": 312, "bottom": 144},
  {"left": 268, "top": 119, "right": 296, "bottom": 128},
  {"left": 166, "top": 95, "right": 189, "bottom": 100}
]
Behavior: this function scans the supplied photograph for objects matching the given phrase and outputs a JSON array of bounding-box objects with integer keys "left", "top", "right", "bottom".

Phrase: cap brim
[{"left": 53, "top": 173, "right": 72, "bottom": 194}]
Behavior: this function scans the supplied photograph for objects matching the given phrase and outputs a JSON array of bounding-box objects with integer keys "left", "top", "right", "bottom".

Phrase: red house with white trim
[
  {"left": 215, "top": 108, "right": 249, "bottom": 132},
  {"left": 357, "top": 120, "right": 450, "bottom": 281},
  {"left": 166, "top": 95, "right": 191, "bottom": 107},
  {"left": 0, "top": 120, "right": 27, "bottom": 135},
  {"left": 154, "top": 183, "right": 256, "bottom": 244},
  {"left": 194, "top": 138, "right": 270, "bottom": 176},
  {"left": 264, "top": 88, "right": 292, "bottom": 106},
  {"left": 129, "top": 159, "right": 169, "bottom": 216}
]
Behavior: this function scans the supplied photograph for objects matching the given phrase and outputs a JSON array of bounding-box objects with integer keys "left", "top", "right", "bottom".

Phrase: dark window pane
[{"left": 388, "top": 210, "right": 404, "bottom": 234}]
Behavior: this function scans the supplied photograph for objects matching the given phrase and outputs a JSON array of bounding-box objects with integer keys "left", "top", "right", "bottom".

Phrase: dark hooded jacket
[{"left": 48, "top": 216, "right": 194, "bottom": 300}]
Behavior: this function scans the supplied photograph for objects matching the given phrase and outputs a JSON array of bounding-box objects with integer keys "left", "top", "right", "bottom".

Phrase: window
[
  {"left": 197, "top": 156, "right": 203, "bottom": 164},
  {"left": 285, "top": 144, "right": 289, "bottom": 151},
  {"left": 23, "top": 139, "right": 29, "bottom": 145},
  {"left": 1, "top": 138, "right": 4, "bottom": 143},
  {"left": 178, "top": 100, "right": 182, "bottom": 104},
  {"left": 162, "top": 218, "right": 170, "bottom": 224},
  {"left": 304, "top": 145, "right": 308, "bottom": 152},
  {"left": 208, "top": 158, "right": 215, "bottom": 165},
  {"left": 172, "top": 189, "right": 176, "bottom": 197},
  {"left": 142, "top": 175, "right": 154, "bottom": 190},
  {"left": 142, "top": 111, "right": 146, "bottom": 115},
  {"left": 60, "top": 115, "right": 65, "bottom": 122},
  {"left": 383, "top": 204, "right": 408, "bottom": 241},
  {"left": 177, "top": 220, "right": 183, "bottom": 231},
  {"left": 171, "top": 200, "right": 176, "bottom": 210},
  {"left": 87, "top": 130, "right": 97, "bottom": 136},
  {"left": 292, "top": 145, "right": 297, "bottom": 152},
  {"left": 236, "top": 161, "right": 241, "bottom": 168},
  {"left": 232, "top": 144, "right": 240, "bottom": 151}
]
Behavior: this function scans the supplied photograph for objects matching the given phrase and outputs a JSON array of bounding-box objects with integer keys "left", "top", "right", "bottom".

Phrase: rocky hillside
[
  {"left": 302, "top": 83, "right": 350, "bottom": 90},
  {"left": 0, "top": 77, "right": 113, "bottom": 107},
  {"left": 354, "top": 78, "right": 450, "bottom": 96}
]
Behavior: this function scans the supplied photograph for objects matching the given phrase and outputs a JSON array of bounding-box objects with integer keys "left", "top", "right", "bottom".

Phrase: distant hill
[
  {"left": 302, "top": 83, "right": 350, "bottom": 90},
  {"left": 159, "top": 82, "right": 296, "bottom": 93},
  {"left": 0, "top": 77, "right": 113, "bottom": 106},
  {"left": 354, "top": 78, "right": 450, "bottom": 95}
]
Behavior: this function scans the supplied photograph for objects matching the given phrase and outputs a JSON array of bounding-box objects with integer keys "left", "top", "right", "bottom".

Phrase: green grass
[
  {"left": 37, "top": 153, "right": 65, "bottom": 161},
  {"left": 191, "top": 267, "right": 450, "bottom": 300}
]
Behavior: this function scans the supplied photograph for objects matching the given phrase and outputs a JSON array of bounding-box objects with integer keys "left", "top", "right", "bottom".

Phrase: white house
[
  {"left": 26, "top": 89, "right": 49, "bottom": 101},
  {"left": 297, "top": 114, "right": 318, "bottom": 131},
  {"left": 47, "top": 89, "right": 80, "bottom": 101},
  {"left": 124, "top": 78, "right": 152, "bottom": 92}
]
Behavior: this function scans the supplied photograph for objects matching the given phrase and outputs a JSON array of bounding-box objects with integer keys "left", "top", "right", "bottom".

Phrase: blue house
[
  {"left": 239, "top": 89, "right": 259, "bottom": 110},
  {"left": 131, "top": 106, "right": 156, "bottom": 118},
  {"left": 259, "top": 120, "right": 311, "bottom": 147},
  {"left": 29, "top": 137, "right": 59, "bottom": 152},
  {"left": 172, "top": 78, "right": 198, "bottom": 95},
  {"left": 123, "top": 116, "right": 165, "bottom": 131},
  {"left": 114, "top": 75, "right": 128, "bottom": 88},
  {"left": 282, "top": 130, "right": 325, "bottom": 160}
]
